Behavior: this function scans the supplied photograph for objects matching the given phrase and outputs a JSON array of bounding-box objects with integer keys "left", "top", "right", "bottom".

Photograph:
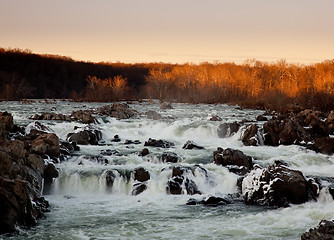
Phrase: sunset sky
[{"left": 1, "top": 0, "right": 333, "bottom": 64}]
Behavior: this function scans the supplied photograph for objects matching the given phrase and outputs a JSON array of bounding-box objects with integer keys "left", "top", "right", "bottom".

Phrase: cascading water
[{"left": 1, "top": 100, "right": 334, "bottom": 240}]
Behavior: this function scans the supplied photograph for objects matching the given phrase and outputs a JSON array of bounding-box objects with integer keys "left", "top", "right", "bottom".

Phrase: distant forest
[{"left": 1, "top": 48, "right": 334, "bottom": 111}]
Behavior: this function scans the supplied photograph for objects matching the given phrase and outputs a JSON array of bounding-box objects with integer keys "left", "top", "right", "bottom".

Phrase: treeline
[
  {"left": 144, "top": 59, "right": 334, "bottom": 111},
  {"left": 1, "top": 48, "right": 334, "bottom": 111},
  {"left": 0, "top": 48, "right": 155, "bottom": 100}
]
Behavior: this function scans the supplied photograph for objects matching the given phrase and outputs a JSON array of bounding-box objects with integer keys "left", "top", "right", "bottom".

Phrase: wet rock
[
  {"left": 132, "top": 182, "right": 147, "bottom": 196},
  {"left": 43, "top": 162, "right": 59, "bottom": 195},
  {"left": 144, "top": 138, "right": 175, "bottom": 148},
  {"left": 9, "top": 140, "right": 26, "bottom": 160},
  {"left": 209, "top": 115, "right": 222, "bottom": 121},
  {"left": 187, "top": 195, "right": 234, "bottom": 206},
  {"left": 124, "top": 139, "right": 141, "bottom": 145},
  {"left": 213, "top": 148, "right": 252, "bottom": 171},
  {"left": 82, "top": 155, "right": 109, "bottom": 165},
  {"left": 60, "top": 140, "right": 79, "bottom": 156},
  {"left": 29, "top": 112, "right": 68, "bottom": 121},
  {"left": 182, "top": 140, "right": 204, "bottom": 150},
  {"left": 105, "top": 170, "right": 117, "bottom": 191},
  {"left": 242, "top": 162, "right": 318, "bottom": 207},
  {"left": 311, "top": 137, "right": 334, "bottom": 155},
  {"left": 31, "top": 133, "right": 60, "bottom": 158},
  {"left": 0, "top": 111, "right": 14, "bottom": 138},
  {"left": 67, "top": 128, "right": 102, "bottom": 145},
  {"left": 301, "top": 220, "right": 334, "bottom": 240},
  {"left": 111, "top": 135, "right": 121, "bottom": 142},
  {"left": 160, "top": 102, "right": 173, "bottom": 109},
  {"left": 162, "top": 152, "right": 179, "bottom": 163},
  {"left": 71, "top": 110, "right": 95, "bottom": 124},
  {"left": 167, "top": 166, "right": 202, "bottom": 195},
  {"left": 100, "top": 149, "right": 119, "bottom": 156},
  {"left": 146, "top": 110, "right": 162, "bottom": 120},
  {"left": 241, "top": 124, "right": 260, "bottom": 146},
  {"left": 139, "top": 148, "right": 149, "bottom": 157},
  {"left": 26, "top": 122, "right": 53, "bottom": 137},
  {"left": 217, "top": 122, "right": 240, "bottom": 138},
  {"left": 97, "top": 103, "right": 138, "bottom": 119},
  {"left": 133, "top": 167, "right": 150, "bottom": 182},
  {"left": 256, "top": 115, "right": 268, "bottom": 121}
]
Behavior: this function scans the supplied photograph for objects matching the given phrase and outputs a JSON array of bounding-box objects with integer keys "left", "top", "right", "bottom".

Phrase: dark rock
[
  {"left": 187, "top": 195, "right": 234, "bottom": 206},
  {"left": 111, "top": 135, "right": 121, "bottom": 142},
  {"left": 242, "top": 124, "right": 261, "bottom": 146},
  {"left": 167, "top": 166, "right": 202, "bottom": 195},
  {"left": 311, "top": 137, "right": 334, "bottom": 155},
  {"left": 133, "top": 167, "right": 150, "bottom": 182},
  {"left": 182, "top": 140, "right": 204, "bottom": 150},
  {"left": 43, "top": 163, "right": 59, "bottom": 195},
  {"left": 100, "top": 149, "right": 119, "bottom": 156},
  {"left": 83, "top": 155, "right": 109, "bottom": 165},
  {"left": 242, "top": 163, "right": 318, "bottom": 207},
  {"left": 160, "top": 102, "right": 173, "bottom": 109},
  {"left": 105, "top": 170, "right": 117, "bottom": 191},
  {"left": 327, "top": 110, "right": 334, "bottom": 134},
  {"left": 162, "top": 152, "right": 179, "bottom": 163},
  {"left": 132, "top": 182, "right": 147, "bottom": 196},
  {"left": 97, "top": 103, "right": 138, "bottom": 119},
  {"left": 301, "top": 220, "right": 334, "bottom": 240},
  {"left": 217, "top": 122, "right": 240, "bottom": 138},
  {"left": 209, "top": 115, "right": 222, "bottom": 121},
  {"left": 213, "top": 148, "right": 252, "bottom": 171},
  {"left": 67, "top": 128, "right": 102, "bottom": 145},
  {"left": 0, "top": 111, "right": 14, "bottom": 138},
  {"left": 256, "top": 115, "right": 268, "bottom": 121},
  {"left": 139, "top": 148, "right": 149, "bottom": 157},
  {"left": 31, "top": 133, "right": 60, "bottom": 158},
  {"left": 124, "top": 139, "right": 141, "bottom": 145},
  {"left": 146, "top": 110, "right": 162, "bottom": 120},
  {"left": 144, "top": 138, "right": 175, "bottom": 148},
  {"left": 71, "top": 110, "right": 95, "bottom": 124}
]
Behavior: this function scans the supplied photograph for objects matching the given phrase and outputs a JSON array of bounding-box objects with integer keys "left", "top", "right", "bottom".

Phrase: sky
[{"left": 1, "top": 0, "right": 333, "bottom": 64}]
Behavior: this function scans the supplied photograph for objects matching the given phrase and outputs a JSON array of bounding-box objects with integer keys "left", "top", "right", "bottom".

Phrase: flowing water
[{"left": 1, "top": 100, "right": 334, "bottom": 240}]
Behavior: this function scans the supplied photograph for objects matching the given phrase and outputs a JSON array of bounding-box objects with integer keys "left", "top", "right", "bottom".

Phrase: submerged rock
[
  {"left": 144, "top": 138, "right": 175, "bottom": 148},
  {"left": 301, "top": 220, "right": 334, "bottom": 240}
]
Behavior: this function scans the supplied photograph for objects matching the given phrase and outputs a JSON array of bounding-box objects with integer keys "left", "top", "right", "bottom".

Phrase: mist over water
[{"left": 1, "top": 100, "right": 334, "bottom": 240}]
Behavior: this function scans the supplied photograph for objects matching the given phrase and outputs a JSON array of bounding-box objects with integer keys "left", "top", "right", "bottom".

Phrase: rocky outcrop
[
  {"left": 144, "top": 138, "right": 175, "bottom": 148},
  {"left": 217, "top": 122, "right": 240, "bottom": 138},
  {"left": 182, "top": 140, "right": 204, "bottom": 150},
  {"left": 213, "top": 147, "right": 252, "bottom": 173},
  {"left": 242, "top": 162, "right": 318, "bottom": 207},
  {"left": 301, "top": 220, "right": 334, "bottom": 240},
  {"left": 31, "top": 133, "right": 60, "bottom": 158},
  {"left": 29, "top": 111, "right": 95, "bottom": 124},
  {"left": 67, "top": 127, "right": 102, "bottom": 145},
  {"left": 97, "top": 103, "right": 138, "bottom": 119},
  {"left": 241, "top": 124, "right": 261, "bottom": 146},
  {"left": 71, "top": 110, "right": 95, "bottom": 124},
  {"left": 167, "top": 166, "right": 204, "bottom": 195}
]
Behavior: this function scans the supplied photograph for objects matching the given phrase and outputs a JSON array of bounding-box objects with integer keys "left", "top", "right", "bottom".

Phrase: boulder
[
  {"left": 133, "top": 167, "right": 150, "bottom": 182},
  {"left": 111, "top": 135, "right": 121, "bottom": 142},
  {"left": 242, "top": 163, "right": 318, "bottom": 207},
  {"left": 100, "top": 149, "right": 119, "bottom": 156},
  {"left": 311, "top": 137, "right": 334, "bottom": 155},
  {"left": 31, "top": 133, "right": 60, "bottom": 158},
  {"left": 217, "top": 122, "right": 240, "bottom": 138},
  {"left": 182, "top": 140, "right": 204, "bottom": 150},
  {"left": 67, "top": 128, "right": 102, "bottom": 145},
  {"left": 97, "top": 103, "right": 138, "bottom": 119},
  {"left": 301, "top": 220, "right": 334, "bottom": 240},
  {"left": 241, "top": 124, "right": 260, "bottom": 146},
  {"left": 71, "top": 110, "right": 95, "bottom": 124},
  {"left": 43, "top": 162, "right": 59, "bottom": 195},
  {"left": 146, "top": 110, "right": 162, "bottom": 120},
  {"left": 162, "top": 152, "right": 179, "bottom": 163},
  {"left": 132, "top": 182, "right": 147, "bottom": 196},
  {"left": 209, "top": 115, "right": 222, "bottom": 121},
  {"left": 139, "top": 148, "right": 149, "bottom": 157},
  {"left": 213, "top": 148, "right": 252, "bottom": 171},
  {"left": 160, "top": 102, "right": 173, "bottom": 109},
  {"left": 144, "top": 138, "right": 175, "bottom": 148},
  {"left": 256, "top": 115, "right": 268, "bottom": 121},
  {"left": 0, "top": 111, "right": 14, "bottom": 138}
]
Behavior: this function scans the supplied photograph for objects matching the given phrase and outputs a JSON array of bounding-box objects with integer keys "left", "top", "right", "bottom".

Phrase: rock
[
  {"left": 146, "top": 110, "right": 162, "bottom": 120},
  {"left": 311, "top": 137, "right": 334, "bottom": 155},
  {"left": 132, "top": 182, "right": 147, "bottom": 196},
  {"left": 182, "top": 140, "right": 204, "bottom": 150},
  {"left": 71, "top": 110, "right": 95, "bottom": 124},
  {"left": 209, "top": 115, "right": 222, "bottom": 121},
  {"left": 43, "top": 162, "right": 59, "bottom": 195},
  {"left": 26, "top": 122, "right": 53, "bottom": 138},
  {"left": 160, "top": 102, "right": 173, "bottom": 109},
  {"left": 187, "top": 195, "right": 234, "bottom": 206},
  {"left": 60, "top": 140, "right": 79, "bottom": 156},
  {"left": 31, "top": 133, "right": 60, "bottom": 158},
  {"left": 242, "top": 163, "right": 318, "bottom": 207},
  {"left": 144, "top": 138, "right": 175, "bottom": 148},
  {"left": 162, "top": 152, "right": 179, "bottom": 163},
  {"left": 256, "top": 115, "right": 268, "bottom": 121},
  {"left": 133, "top": 167, "right": 150, "bottom": 182},
  {"left": 111, "top": 135, "right": 121, "bottom": 142},
  {"left": 167, "top": 166, "right": 202, "bottom": 195},
  {"left": 67, "top": 128, "right": 102, "bottom": 145},
  {"left": 124, "top": 139, "right": 141, "bottom": 145},
  {"left": 105, "top": 170, "right": 116, "bottom": 191},
  {"left": 217, "top": 122, "right": 240, "bottom": 138},
  {"left": 9, "top": 140, "right": 26, "bottom": 160},
  {"left": 327, "top": 110, "right": 334, "bottom": 134},
  {"left": 213, "top": 148, "right": 252, "bottom": 171},
  {"left": 97, "top": 103, "right": 138, "bottom": 119},
  {"left": 0, "top": 111, "right": 14, "bottom": 138},
  {"left": 139, "top": 148, "right": 149, "bottom": 157},
  {"left": 29, "top": 112, "right": 68, "bottom": 121},
  {"left": 301, "top": 220, "right": 334, "bottom": 240},
  {"left": 100, "top": 149, "right": 119, "bottom": 156},
  {"left": 242, "top": 124, "right": 260, "bottom": 146}
]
